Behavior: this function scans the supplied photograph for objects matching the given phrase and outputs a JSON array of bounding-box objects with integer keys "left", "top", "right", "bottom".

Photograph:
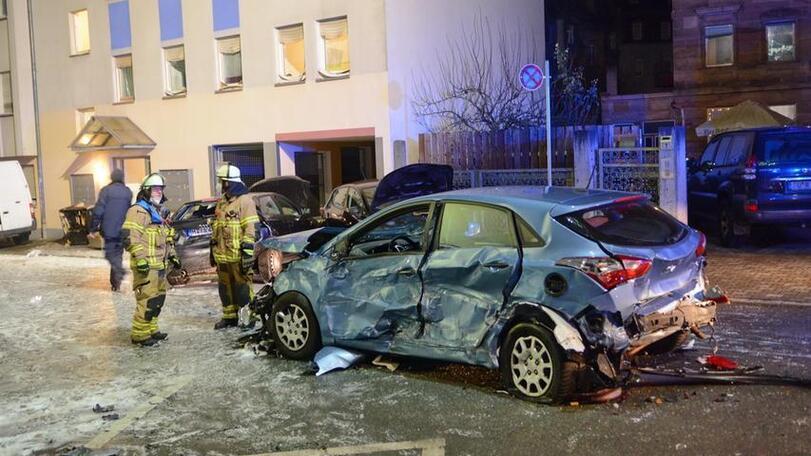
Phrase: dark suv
[{"left": 688, "top": 127, "right": 811, "bottom": 246}]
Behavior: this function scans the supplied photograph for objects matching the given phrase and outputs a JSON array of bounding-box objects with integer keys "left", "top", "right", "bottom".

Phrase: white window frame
[
  {"left": 705, "top": 24, "right": 734, "bottom": 67},
  {"left": 69, "top": 9, "right": 91, "bottom": 56},
  {"left": 113, "top": 54, "right": 134, "bottom": 103},
  {"left": 275, "top": 23, "right": 305, "bottom": 83},
  {"left": 75, "top": 107, "right": 95, "bottom": 133},
  {"left": 0, "top": 0, "right": 8, "bottom": 20},
  {"left": 215, "top": 35, "right": 243, "bottom": 90},
  {"left": 766, "top": 21, "right": 796, "bottom": 63},
  {"left": 317, "top": 17, "right": 350, "bottom": 80},
  {"left": 162, "top": 45, "right": 187, "bottom": 97}
]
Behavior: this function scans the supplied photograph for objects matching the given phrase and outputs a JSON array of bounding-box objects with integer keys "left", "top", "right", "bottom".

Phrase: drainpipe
[{"left": 26, "top": 0, "right": 45, "bottom": 239}]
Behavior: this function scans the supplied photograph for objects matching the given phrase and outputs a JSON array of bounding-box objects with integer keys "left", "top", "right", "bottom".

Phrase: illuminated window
[
  {"left": 318, "top": 17, "right": 349, "bottom": 78},
  {"left": 705, "top": 24, "right": 733, "bottom": 67},
  {"left": 216, "top": 35, "right": 242, "bottom": 89},
  {"left": 276, "top": 24, "right": 305, "bottom": 82},
  {"left": 70, "top": 9, "right": 91, "bottom": 55},
  {"left": 114, "top": 54, "right": 134, "bottom": 102},
  {"left": 769, "top": 104, "right": 797, "bottom": 120},
  {"left": 766, "top": 22, "right": 795, "bottom": 62},
  {"left": 163, "top": 45, "right": 186, "bottom": 96}
]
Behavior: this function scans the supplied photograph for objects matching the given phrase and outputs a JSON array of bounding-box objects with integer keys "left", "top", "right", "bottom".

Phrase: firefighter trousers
[
  {"left": 216, "top": 262, "right": 253, "bottom": 320},
  {"left": 131, "top": 268, "right": 168, "bottom": 342}
]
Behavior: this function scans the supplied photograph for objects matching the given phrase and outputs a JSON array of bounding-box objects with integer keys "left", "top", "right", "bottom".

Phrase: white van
[{"left": 0, "top": 161, "right": 35, "bottom": 245}]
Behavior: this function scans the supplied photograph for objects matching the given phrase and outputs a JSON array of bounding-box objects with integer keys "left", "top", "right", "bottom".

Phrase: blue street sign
[{"left": 519, "top": 63, "right": 544, "bottom": 91}]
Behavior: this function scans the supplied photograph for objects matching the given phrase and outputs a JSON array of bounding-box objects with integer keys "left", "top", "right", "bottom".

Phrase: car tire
[
  {"left": 270, "top": 293, "right": 322, "bottom": 360},
  {"left": 12, "top": 233, "right": 30, "bottom": 245},
  {"left": 641, "top": 330, "right": 690, "bottom": 355},
  {"left": 718, "top": 201, "right": 740, "bottom": 247},
  {"left": 499, "top": 323, "right": 577, "bottom": 404}
]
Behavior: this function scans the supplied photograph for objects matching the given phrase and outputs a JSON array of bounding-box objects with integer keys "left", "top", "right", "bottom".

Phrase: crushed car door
[
  {"left": 419, "top": 202, "right": 521, "bottom": 349},
  {"left": 320, "top": 203, "right": 433, "bottom": 343}
]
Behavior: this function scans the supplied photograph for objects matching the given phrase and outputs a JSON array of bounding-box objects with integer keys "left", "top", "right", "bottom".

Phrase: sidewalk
[{"left": 0, "top": 240, "right": 104, "bottom": 259}]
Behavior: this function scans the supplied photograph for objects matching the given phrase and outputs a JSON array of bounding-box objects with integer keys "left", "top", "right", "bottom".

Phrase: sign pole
[{"left": 544, "top": 59, "right": 553, "bottom": 187}]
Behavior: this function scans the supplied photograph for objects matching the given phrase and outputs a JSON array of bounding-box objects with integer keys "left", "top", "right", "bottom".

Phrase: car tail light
[
  {"left": 744, "top": 200, "right": 759, "bottom": 213},
  {"left": 556, "top": 255, "right": 652, "bottom": 290},
  {"left": 743, "top": 155, "right": 758, "bottom": 180},
  {"left": 695, "top": 231, "right": 707, "bottom": 257}
]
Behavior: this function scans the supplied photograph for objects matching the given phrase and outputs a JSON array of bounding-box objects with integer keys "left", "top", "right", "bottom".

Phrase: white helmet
[
  {"left": 140, "top": 173, "right": 166, "bottom": 189},
  {"left": 216, "top": 164, "right": 242, "bottom": 183}
]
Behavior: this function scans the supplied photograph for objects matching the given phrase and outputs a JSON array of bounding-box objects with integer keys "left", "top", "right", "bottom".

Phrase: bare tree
[{"left": 412, "top": 18, "right": 599, "bottom": 132}]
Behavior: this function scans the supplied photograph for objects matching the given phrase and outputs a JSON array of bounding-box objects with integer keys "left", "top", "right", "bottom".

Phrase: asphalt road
[{"left": 0, "top": 253, "right": 809, "bottom": 456}]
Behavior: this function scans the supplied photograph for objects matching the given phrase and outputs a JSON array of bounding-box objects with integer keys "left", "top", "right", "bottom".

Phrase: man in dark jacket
[{"left": 90, "top": 169, "right": 133, "bottom": 291}]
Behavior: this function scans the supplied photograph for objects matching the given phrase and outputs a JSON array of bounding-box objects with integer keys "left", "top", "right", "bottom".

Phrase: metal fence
[
  {"left": 597, "top": 147, "right": 660, "bottom": 202},
  {"left": 453, "top": 168, "right": 574, "bottom": 190}
]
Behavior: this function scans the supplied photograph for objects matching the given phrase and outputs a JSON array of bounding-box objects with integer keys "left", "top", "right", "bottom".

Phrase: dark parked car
[
  {"left": 169, "top": 177, "right": 321, "bottom": 284},
  {"left": 253, "top": 187, "right": 722, "bottom": 403},
  {"left": 688, "top": 127, "right": 811, "bottom": 246},
  {"left": 321, "top": 164, "right": 454, "bottom": 227}
]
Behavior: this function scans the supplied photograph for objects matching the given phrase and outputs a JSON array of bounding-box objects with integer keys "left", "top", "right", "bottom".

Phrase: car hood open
[
  {"left": 370, "top": 164, "right": 454, "bottom": 212},
  {"left": 250, "top": 176, "right": 315, "bottom": 212}
]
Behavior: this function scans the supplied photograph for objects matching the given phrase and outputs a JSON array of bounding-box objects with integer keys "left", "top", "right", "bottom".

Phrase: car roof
[
  {"left": 714, "top": 126, "right": 811, "bottom": 136},
  {"left": 401, "top": 186, "right": 639, "bottom": 219}
]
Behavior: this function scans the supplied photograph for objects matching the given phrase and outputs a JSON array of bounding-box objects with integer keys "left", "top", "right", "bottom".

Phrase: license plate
[{"left": 787, "top": 180, "right": 811, "bottom": 193}]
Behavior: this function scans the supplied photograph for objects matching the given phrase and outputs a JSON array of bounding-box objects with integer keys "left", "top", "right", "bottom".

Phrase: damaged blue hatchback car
[{"left": 251, "top": 186, "right": 721, "bottom": 402}]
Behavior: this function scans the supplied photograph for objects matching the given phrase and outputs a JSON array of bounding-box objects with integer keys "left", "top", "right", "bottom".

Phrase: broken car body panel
[{"left": 259, "top": 186, "right": 720, "bottom": 386}]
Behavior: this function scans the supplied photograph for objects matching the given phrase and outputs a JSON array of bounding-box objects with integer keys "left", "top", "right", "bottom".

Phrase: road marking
[
  {"left": 247, "top": 438, "right": 446, "bottom": 456},
  {"left": 85, "top": 375, "right": 193, "bottom": 450},
  {"left": 732, "top": 298, "right": 811, "bottom": 307}
]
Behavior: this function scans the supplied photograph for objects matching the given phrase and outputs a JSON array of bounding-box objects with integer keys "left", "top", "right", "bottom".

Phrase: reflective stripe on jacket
[
  {"left": 211, "top": 193, "right": 259, "bottom": 264},
  {"left": 122, "top": 203, "right": 176, "bottom": 270}
]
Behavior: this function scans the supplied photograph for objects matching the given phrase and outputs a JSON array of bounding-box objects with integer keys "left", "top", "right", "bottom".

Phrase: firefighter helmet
[
  {"left": 140, "top": 173, "right": 166, "bottom": 189},
  {"left": 216, "top": 164, "right": 242, "bottom": 183}
]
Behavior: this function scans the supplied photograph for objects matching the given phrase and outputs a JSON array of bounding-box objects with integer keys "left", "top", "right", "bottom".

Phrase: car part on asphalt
[
  {"left": 311, "top": 346, "right": 368, "bottom": 376},
  {"left": 628, "top": 366, "right": 811, "bottom": 389}
]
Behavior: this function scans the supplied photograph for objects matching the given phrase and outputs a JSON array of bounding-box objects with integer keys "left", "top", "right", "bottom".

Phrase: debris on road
[
  {"left": 372, "top": 355, "right": 399, "bottom": 372},
  {"left": 311, "top": 346, "right": 367, "bottom": 376},
  {"left": 101, "top": 413, "right": 120, "bottom": 421},
  {"left": 92, "top": 404, "right": 114, "bottom": 413},
  {"left": 30, "top": 295, "right": 42, "bottom": 304},
  {"left": 25, "top": 249, "right": 42, "bottom": 258},
  {"left": 698, "top": 354, "right": 738, "bottom": 370}
]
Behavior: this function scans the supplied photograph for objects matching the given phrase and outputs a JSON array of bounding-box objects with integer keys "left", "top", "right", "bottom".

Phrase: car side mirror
[{"left": 331, "top": 239, "right": 349, "bottom": 260}]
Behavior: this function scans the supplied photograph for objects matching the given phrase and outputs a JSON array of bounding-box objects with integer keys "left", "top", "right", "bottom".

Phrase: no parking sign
[{"left": 519, "top": 63, "right": 544, "bottom": 92}]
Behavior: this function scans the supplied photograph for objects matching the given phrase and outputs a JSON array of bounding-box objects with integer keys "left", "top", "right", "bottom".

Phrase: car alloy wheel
[
  {"left": 274, "top": 303, "right": 310, "bottom": 351},
  {"left": 510, "top": 335, "right": 554, "bottom": 397}
]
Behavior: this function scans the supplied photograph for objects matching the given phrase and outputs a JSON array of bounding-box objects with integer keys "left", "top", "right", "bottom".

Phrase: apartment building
[{"left": 14, "top": 0, "right": 544, "bottom": 238}]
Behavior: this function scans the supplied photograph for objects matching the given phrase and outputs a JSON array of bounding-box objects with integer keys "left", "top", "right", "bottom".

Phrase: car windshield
[
  {"left": 556, "top": 199, "right": 687, "bottom": 246},
  {"left": 758, "top": 132, "right": 811, "bottom": 164},
  {"left": 174, "top": 202, "right": 216, "bottom": 222}
]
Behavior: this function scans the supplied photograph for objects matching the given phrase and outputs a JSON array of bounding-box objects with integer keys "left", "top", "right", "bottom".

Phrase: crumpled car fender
[{"left": 491, "top": 301, "right": 586, "bottom": 367}]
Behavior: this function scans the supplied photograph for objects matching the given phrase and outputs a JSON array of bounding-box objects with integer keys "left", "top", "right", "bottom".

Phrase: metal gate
[{"left": 597, "top": 147, "right": 660, "bottom": 202}]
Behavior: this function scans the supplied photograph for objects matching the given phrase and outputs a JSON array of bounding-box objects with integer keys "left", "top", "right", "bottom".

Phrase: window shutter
[
  {"left": 217, "top": 36, "right": 241, "bottom": 55},
  {"left": 165, "top": 46, "right": 184, "bottom": 62},
  {"left": 115, "top": 54, "right": 133, "bottom": 68},
  {"left": 319, "top": 18, "right": 347, "bottom": 40},
  {"left": 278, "top": 24, "right": 304, "bottom": 44}
]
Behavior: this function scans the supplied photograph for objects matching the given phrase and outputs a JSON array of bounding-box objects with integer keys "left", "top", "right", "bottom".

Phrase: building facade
[
  {"left": 19, "top": 0, "right": 544, "bottom": 238},
  {"left": 672, "top": 0, "right": 811, "bottom": 156}
]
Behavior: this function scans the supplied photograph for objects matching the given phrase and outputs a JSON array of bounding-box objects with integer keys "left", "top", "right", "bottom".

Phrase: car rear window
[
  {"left": 556, "top": 199, "right": 687, "bottom": 246},
  {"left": 758, "top": 132, "right": 811, "bottom": 164}
]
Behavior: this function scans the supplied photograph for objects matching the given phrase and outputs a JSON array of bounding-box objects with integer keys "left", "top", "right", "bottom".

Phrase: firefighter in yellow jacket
[
  {"left": 211, "top": 164, "right": 259, "bottom": 329},
  {"left": 121, "top": 173, "right": 181, "bottom": 346}
]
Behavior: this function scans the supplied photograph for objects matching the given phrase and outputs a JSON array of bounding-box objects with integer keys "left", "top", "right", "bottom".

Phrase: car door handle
[
  {"left": 482, "top": 261, "right": 510, "bottom": 270},
  {"left": 396, "top": 267, "right": 416, "bottom": 277}
]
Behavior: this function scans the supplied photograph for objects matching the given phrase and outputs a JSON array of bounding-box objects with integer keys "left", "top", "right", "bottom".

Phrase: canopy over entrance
[
  {"left": 695, "top": 100, "right": 795, "bottom": 137},
  {"left": 69, "top": 116, "right": 156, "bottom": 152}
]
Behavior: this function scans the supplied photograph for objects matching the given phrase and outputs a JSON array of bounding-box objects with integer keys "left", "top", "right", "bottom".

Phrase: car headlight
[{"left": 258, "top": 248, "right": 284, "bottom": 282}]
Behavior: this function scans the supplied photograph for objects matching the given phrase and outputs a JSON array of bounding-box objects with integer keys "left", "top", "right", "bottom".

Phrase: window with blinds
[
  {"left": 163, "top": 45, "right": 186, "bottom": 96},
  {"left": 114, "top": 54, "right": 134, "bottom": 102},
  {"left": 216, "top": 35, "right": 242, "bottom": 89},
  {"left": 276, "top": 24, "right": 305, "bottom": 82},
  {"left": 318, "top": 17, "right": 349, "bottom": 78}
]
